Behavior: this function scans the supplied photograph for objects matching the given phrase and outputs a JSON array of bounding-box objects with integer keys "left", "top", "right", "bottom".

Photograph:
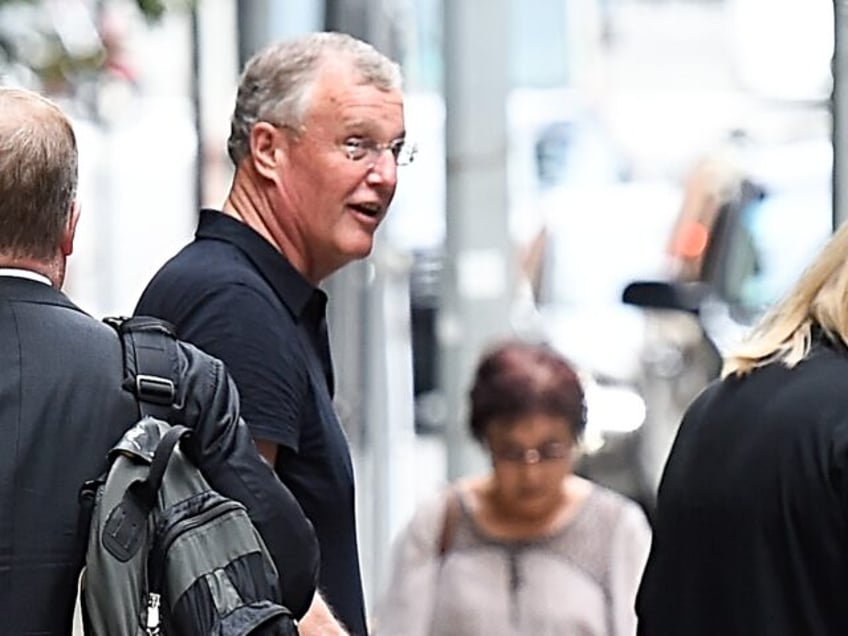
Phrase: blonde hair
[{"left": 723, "top": 223, "right": 848, "bottom": 377}]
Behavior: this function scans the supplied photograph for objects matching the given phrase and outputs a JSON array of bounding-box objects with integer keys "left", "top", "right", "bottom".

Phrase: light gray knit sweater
[{"left": 374, "top": 484, "right": 651, "bottom": 636}]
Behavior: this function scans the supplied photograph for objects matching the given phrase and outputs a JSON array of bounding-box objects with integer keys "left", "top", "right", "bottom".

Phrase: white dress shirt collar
[{"left": 0, "top": 267, "right": 52, "bottom": 286}]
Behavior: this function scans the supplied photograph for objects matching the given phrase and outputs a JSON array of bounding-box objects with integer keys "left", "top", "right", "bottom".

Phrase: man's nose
[{"left": 366, "top": 149, "right": 399, "bottom": 186}]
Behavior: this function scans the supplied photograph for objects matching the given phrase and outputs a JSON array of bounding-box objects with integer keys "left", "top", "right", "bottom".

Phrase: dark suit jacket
[{"left": 0, "top": 276, "right": 318, "bottom": 635}]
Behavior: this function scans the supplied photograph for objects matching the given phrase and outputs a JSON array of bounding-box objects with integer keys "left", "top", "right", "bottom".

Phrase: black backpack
[{"left": 78, "top": 316, "right": 298, "bottom": 635}]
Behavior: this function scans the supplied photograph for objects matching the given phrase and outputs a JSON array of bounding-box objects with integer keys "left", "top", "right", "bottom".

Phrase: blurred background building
[{"left": 0, "top": 0, "right": 837, "bottom": 618}]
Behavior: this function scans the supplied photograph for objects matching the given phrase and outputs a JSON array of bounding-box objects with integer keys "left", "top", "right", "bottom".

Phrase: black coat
[
  {"left": 0, "top": 277, "right": 318, "bottom": 635},
  {"left": 637, "top": 334, "right": 848, "bottom": 636}
]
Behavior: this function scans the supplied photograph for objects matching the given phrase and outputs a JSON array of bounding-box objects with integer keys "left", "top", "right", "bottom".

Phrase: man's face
[{"left": 279, "top": 59, "right": 405, "bottom": 282}]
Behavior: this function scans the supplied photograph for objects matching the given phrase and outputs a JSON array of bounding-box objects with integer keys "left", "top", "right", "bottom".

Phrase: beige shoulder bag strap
[{"left": 438, "top": 487, "right": 461, "bottom": 558}]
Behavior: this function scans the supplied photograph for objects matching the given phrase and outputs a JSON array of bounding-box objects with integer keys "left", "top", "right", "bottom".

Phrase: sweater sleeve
[
  {"left": 608, "top": 501, "right": 652, "bottom": 636},
  {"left": 372, "top": 489, "right": 452, "bottom": 636}
]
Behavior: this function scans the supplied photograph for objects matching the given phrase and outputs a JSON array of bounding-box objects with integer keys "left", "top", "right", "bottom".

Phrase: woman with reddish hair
[{"left": 375, "top": 339, "right": 651, "bottom": 636}]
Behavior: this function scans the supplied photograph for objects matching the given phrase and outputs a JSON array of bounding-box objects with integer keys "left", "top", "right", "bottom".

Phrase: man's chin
[{"left": 343, "top": 237, "right": 376, "bottom": 261}]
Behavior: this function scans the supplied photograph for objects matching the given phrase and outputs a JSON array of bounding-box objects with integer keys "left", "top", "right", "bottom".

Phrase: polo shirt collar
[{"left": 196, "top": 209, "right": 323, "bottom": 318}]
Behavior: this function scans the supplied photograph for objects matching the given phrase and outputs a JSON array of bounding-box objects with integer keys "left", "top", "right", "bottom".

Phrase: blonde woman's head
[{"left": 724, "top": 222, "right": 848, "bottom": 377}]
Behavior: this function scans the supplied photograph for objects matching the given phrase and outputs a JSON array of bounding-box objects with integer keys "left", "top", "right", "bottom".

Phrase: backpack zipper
[
  {"left": 145, "top": 592, "right": 161, "bottom": 635},
  {"left": 149, "top": 497, "right": 247, "bottom": 594}
]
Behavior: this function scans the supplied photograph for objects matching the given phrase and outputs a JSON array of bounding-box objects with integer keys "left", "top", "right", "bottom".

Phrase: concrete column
[{"left": 441, "top": 0, "right": 514, "bottom": 480}]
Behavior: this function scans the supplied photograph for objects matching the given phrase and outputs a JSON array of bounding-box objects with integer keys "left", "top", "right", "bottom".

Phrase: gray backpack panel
[{"left": 80, "top": 417, "right": 296, "bottom": 635}]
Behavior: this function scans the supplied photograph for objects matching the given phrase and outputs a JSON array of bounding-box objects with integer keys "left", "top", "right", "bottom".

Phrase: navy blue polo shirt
[{"left": 135, "top": 210, "right": 367, "bottom": 635}]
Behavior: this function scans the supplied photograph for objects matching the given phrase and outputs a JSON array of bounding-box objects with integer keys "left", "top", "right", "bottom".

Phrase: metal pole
[
  {"left": 237, "top": 0, "right": 271, "bottom": 66},
  {"left": 441, "top": 0, "right": 513, "bottom": 480},
  {"left": 190, "top": 5, "right": 203, "bottom": 214},
  {"left": 834, "top": 0, "right": 848, "bottom": 229},
  {"left": 324, "top": 0, "right": 370, "bottom": 39}
]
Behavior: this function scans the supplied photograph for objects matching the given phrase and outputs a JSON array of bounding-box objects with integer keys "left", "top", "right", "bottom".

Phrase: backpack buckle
[{"left": 136, "top": 374, "right": 175, "bottom": 406}]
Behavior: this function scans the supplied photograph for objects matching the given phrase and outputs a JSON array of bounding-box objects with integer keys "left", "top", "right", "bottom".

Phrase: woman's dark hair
[{"left": 468, "top": 339, "right": 586, "bottom": 442}]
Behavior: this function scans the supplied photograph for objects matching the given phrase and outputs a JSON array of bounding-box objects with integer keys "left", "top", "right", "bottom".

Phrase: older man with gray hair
[{"left": 136, "top": 32, "right": 415, "bottom": 635}]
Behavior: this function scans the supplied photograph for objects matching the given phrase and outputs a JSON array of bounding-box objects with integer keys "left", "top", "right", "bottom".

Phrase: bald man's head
[{"left": 0, "top": 88, "right": 78, "bottom": 263}]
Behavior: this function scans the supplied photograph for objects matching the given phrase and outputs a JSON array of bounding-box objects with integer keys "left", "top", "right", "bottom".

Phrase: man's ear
[
  {"left": 249, "top": 122, "right": 285, "bottom": 182},
  {"left": 61, "top": 201, "right": 80, "bottom": 257}
]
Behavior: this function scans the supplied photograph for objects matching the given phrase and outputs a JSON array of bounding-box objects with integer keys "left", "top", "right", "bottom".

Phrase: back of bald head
[{"left": 0, "top": 88, "right": 78, "bottom": 262}]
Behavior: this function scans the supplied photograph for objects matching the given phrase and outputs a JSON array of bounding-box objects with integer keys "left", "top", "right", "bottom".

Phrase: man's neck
[
  {"left": 0, "top": 257, "right": 60, "bottom": 288},
  {"left": 222, "top": 173, "right": 322, "bottom": 284},
  {"left": 0, "top": 267, "right": 53, "bottom": 286},
  {"left": 222, "top": 169, "right": 283, "bottom": 247}
]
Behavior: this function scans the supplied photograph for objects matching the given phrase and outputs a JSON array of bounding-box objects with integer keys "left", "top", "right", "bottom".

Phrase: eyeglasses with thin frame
[
  {"left": 264, "top": 122, "right": 417, "bottom": 167},
  {"left": 341, "top": 136, "right": 417, "bottom": 167},
  {"left": 491, "top": 441, "right": 571, "bottom": 465}
]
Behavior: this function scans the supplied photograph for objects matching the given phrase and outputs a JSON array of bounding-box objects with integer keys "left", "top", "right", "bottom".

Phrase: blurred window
[
  {"left": 539, "top": 182, "right": 680, "bottom": 308},
  {"left": 509, "top": 0, "right": 569, "bottom": 87},
  {"left": 724, "top": 188, "right": 831, "bottom": 318}
]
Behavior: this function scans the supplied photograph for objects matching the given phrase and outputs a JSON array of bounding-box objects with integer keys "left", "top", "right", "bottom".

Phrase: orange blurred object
[{"left": 671, "top": 221, "right": 710, "bottom": 259}]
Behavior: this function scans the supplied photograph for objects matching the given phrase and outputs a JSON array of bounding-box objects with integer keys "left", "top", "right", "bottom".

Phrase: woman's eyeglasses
[{"left": 491, "top": 441, "right": 571, "bottom": 465}]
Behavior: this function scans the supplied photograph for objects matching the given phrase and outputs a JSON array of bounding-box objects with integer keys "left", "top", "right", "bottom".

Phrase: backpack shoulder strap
[
  {"left": 105, "top": 315, "right": 179, "bottom": 421},
  {"left": 130, "top": 425, "right": 192, "bottom": 512}
]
